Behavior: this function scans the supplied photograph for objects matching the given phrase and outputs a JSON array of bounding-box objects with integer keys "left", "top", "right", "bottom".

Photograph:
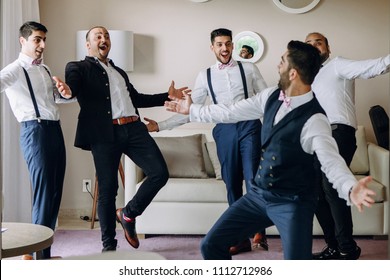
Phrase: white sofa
[{"left": 125, "top": 125, "right": 389, "bottom": 237}]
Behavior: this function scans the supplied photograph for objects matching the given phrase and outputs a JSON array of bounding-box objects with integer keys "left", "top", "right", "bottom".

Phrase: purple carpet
[{"left": 50, "top": 229, "right": 388, "bottom": 260}]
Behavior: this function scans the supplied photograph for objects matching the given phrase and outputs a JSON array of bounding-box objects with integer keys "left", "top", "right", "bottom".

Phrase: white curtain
[{"left": 1, "top": 0, "right": 40, "bottom": 222}]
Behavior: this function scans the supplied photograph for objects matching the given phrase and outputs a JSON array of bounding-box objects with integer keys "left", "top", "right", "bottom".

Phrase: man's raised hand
[
  {"left": 168, "top": 80, "right": 191, "bottom": 100},
  {"left": 165, "top": 90, "right": 192, "bottom": 115}
]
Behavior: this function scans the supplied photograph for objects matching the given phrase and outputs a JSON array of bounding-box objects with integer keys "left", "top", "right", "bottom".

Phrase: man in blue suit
[{"left": 165, "top": 40, "right": 376, "bottom": 259}]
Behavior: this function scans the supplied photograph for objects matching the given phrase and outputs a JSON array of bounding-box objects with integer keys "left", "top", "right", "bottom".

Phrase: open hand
[
  {"left": 350, "top": 176, "right": 376, "bottom": 212},
  {"left": 168, "top": 80, "right": 192, "bottom": 100},
  {"left": 165, "top": 90, "right": 192, "bottom": 115},
  {"left": 53, "top": 76, "right": 72, "bottom": 99},
  {"left": 144, "top": 117, "right": 159, "bottom": 132}
]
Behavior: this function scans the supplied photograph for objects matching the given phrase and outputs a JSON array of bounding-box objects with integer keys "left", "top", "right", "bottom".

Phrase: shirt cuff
[
  {"left": 340, "top": 179, "right": 357, "bottom": 206},
  {"left": 189, "top": 104, "right": 202, "bottom": 122}
]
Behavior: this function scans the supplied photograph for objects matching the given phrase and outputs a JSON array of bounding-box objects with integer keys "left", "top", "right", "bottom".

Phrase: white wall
[{"left": 38, "top": 0, "right": 390, "bottom": 213}]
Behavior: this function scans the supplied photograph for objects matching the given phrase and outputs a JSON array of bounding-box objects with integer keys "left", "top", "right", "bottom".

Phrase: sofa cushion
[
  {"left": 354, "top": 175, "right": 385, "bottom": 203},
  {"left": 154, "top": 134, "right": 208, "bottom": 178},
  {"left": 205, "top": 142, "right": 222, "bottom": 180},
  {"left": 137, "top": 178, "right": 227, "bottom": 202},
  {"left": 201, "top": 135, "right": 216, "bottom": 178}
]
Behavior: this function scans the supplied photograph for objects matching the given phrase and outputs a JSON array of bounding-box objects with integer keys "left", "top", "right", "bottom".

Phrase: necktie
[
  {"left": 32, "top": 58, "right": 42, "bottom": 65},
  {"left": 278, "top": 91, "right": 291, "bottom": 108},
  {"left": 218, "top": 60, "right": 233, "bottom": 70}
]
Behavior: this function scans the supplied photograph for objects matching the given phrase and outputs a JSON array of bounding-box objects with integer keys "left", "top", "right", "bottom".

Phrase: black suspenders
[
  {"left": 22, "top": 66, "right": 52, "bottom": 123},
  {"left": 206, "top": 61, "right": 248, "bottom": 104}
]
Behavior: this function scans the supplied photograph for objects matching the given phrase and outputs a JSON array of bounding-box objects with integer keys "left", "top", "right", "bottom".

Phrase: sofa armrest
[{"left": 368, "top": 142, "right": 389, "bottom": 189}]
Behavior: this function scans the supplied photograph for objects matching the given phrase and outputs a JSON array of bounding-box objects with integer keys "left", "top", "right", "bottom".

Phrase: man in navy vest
[
  {"left": 146, "top": 28, "right": 268, "bottom": 255},
  {"left": 164, "top": 41, "right": 375, "bottom": 259}
]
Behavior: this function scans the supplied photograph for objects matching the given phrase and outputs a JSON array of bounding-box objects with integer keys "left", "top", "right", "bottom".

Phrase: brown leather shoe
[
  {"left": 229, "top": 239, "right": 252, "bottom": 255},
  {"left": 252, "top": 233, "right": 269, "bottom": 251},
  {"left": 116, "top": 208, "right": 140, "bottom": 248},
  {"left": 21, "top": 254, "right": 34, "bottom": 260}
]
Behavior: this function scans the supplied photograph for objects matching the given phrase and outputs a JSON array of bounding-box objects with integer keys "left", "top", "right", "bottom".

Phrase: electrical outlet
[{"left": 82, "top": 179, "right": 92, "bottom": 193}]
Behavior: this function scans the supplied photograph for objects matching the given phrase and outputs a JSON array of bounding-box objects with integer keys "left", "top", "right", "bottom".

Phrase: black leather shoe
[
  {"left": 229, "top": 239, "right": 252, "bottom": 255},
  {"left": 312, "top": 246, "right": 340, "bottom": 260},
  {"left": 102, "top": 239, "right": 118, "bottom": 252},
  {"left": 340, "top": 246, "right": 361, "bottom": 260},
  {"left": 102, "top": 244, "right": 117, "bottom": 252},
  {"left": 116, "top": 208, "right": 140, "bottom": 249}
]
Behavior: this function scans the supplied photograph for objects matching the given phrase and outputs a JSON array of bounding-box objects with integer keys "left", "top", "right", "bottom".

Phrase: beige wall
[{"left": 38, "top": 0, "right": 390, "bottom": 212}]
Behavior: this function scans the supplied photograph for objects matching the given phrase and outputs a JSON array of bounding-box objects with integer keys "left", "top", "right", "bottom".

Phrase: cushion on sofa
[
  {"left": 154, "top": 134, "right": 208, "bottom": 178},
  {"left": 201, "top": 135, "right": 216, "bottom": 178},
  {"left": 354, "top": 175, "right": 385, "bottom": 203},
  {"left": 138, "top": 178, "right": 228, "bottom": 202},
  {"left": 205, "top": 141, "right": 222, "bottom": 180}
]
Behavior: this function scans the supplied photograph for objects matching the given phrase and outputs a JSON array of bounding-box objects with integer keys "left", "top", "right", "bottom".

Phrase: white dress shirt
[
  {"left": 158, "top": 59, "right": 267, "bottom": 130},
  {"left": 0, "top": 53, "right": 61, "bottom": 122},
  {"left": 312, "top": 55, "right": 390, "bottom": 129},
  {"left": 98, "top": 59, "right": 137, "bottom": 119},
  {"left": 190, "top": 86, "right": 357, "bottom": 203}
]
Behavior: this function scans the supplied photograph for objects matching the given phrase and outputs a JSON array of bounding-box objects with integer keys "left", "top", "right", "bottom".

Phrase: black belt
[
  {"left": 331, "top": 124, "right": 355, "bottom": 133},
  {"left": 22, "top": 120, "right": 60, "bottom": 127}
]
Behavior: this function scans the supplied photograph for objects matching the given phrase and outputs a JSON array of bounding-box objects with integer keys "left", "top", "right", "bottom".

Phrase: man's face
[
  {"left": 20, "top": 30, "right": 46, "bottom": 60},
  {"left": 239, "top": 48, "right": 253, "bottom": 59},
  {"left": 86, "top": 27, "right": 111, "bottom": 61},
  {"left": 305, "top": 33, "right": 330, "bottom": 63},
  {"left": 277, "top": 51, "right": 291, "bottom": 91},
  {"left": 211, "top": 35, "right": 233, "bottom": 64}
]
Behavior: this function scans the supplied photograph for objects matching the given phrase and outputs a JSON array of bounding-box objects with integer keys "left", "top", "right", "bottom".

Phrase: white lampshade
[{"left": 76, "top": 30, "right": 134, "bottom": 71}]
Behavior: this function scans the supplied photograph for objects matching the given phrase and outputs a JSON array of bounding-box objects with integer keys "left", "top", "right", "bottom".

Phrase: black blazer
[{"left": 65, "top": 56, "right": 169, "bottom": 150}]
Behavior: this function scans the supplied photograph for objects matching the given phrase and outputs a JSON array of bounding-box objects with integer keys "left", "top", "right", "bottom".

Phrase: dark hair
[
  {"left": 210, "top": 28, "right": 232, "bottom": 43},
  {"left": 19, "top": 21, "right": 47, "bottom": 39},
  {"left": 286, "top": 40, "right": 321, "bottom": 85},
  {"left": 242, "top": 45, "right": 254, "bottom": 56},
  {"left": 85, "top": 26, "right": 107, "bottom": 41},
  {"left": 306, "top": 32, "right": 329, "bottom": 46}
]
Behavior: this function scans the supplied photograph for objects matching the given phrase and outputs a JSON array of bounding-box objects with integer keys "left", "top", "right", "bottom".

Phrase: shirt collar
[
  {"left": 321, "top": 57, "right": 331, "bottom": 67},
  {"left": 288, "top": 90, "right": 314, "bottom": 110},
  {"left": 18, "top": 52, "right": 43, "bottom": 67},
  {"left": 215, "top": 59, "right": 237, "bottom": 69},
  {"left": 93, "top": 56, "right": 111, "bottom": 65}
]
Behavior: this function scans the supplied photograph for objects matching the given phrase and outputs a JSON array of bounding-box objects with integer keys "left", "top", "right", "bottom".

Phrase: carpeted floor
[{"left": 46, "top": 229, "right": 388, "bottom": 260}]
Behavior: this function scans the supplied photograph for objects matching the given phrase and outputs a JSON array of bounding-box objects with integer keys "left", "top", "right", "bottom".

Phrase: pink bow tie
[
  {"left": 218, "top": 60, "right": 233, "bottom": 70},
  {"left": 32, "top": 58, "right": 42, "bottom": 65},
  {"left": 278, "top": 91, "right": 291, "bottom": 108}
]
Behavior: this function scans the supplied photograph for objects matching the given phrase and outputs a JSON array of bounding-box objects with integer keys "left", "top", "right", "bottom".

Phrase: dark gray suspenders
[{"left": 206, "top": 61, "right": 248, "bottom": 104}]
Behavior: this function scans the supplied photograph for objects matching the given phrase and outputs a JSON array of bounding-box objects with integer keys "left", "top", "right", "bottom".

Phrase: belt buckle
[{"left": 117, "top": 118, "right": 122, "bottom": 125}]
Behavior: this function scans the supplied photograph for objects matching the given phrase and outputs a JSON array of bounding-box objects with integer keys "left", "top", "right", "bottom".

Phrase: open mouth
[{"left": 220, "top": 52, "right": 231, "bottom": 62}]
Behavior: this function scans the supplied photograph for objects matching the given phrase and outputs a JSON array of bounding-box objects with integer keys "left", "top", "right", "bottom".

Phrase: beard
[
  {"left": 277, "top": 70, "right": 291, "bottom": 91},
  {"left": 320, "top": 52, "right": 329, "bottom": 64}
]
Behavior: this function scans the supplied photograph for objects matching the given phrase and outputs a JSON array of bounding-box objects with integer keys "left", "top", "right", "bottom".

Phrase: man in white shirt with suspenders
[
  {"left": 147, "top": 28, "right": 268, "bottom": 255},
  {"left": 0, "top": 21, "right": 72, "bottom": 259}
]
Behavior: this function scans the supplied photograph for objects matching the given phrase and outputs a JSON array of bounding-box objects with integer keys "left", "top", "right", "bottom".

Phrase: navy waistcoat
[{"left": 254, "top": 88, "right": 326, "bottom": 196}]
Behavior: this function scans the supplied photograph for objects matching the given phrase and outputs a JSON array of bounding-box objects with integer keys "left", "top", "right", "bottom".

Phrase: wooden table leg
[{"left": 90, "top": 176, "right": 99, "bottom": 229}]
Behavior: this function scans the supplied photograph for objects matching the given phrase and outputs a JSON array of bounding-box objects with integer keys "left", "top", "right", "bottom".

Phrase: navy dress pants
[
  {"left": 315, "top": 126, "right": 357, "bottom": 253},
  {"left": 90, "top": 121, "right": 169, "bottom": 249},
  {"left": 212, "top": 120, "right": 261, "bottom": 205},
  {"left": 201, "top": 187, "right": 317, "bottom": 260},
  {"left": 20, "top": 120, "right": 66, "bottom": 259}
]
